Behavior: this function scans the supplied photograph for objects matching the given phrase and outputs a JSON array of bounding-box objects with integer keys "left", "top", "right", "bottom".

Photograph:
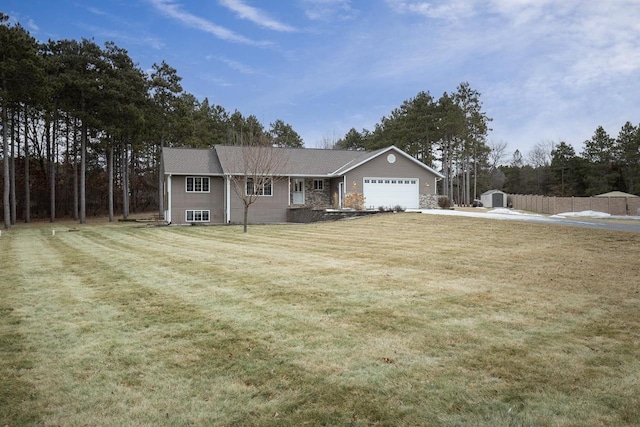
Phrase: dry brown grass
[{"left": 1, "top": 213, "right": 639, "bottom": 426}]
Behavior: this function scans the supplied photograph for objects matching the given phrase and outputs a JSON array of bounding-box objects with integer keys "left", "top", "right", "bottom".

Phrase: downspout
[
  {"left": 225, "top": 175, "right": 231, "bottom": 223},
  {"left": 166, "top": 174, "right": 172, "bottom": 223}
]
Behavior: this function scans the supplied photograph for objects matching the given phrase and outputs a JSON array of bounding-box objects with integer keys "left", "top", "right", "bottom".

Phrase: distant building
[{"left": 481, "top": 190, "right": 508, "bottom": 208}]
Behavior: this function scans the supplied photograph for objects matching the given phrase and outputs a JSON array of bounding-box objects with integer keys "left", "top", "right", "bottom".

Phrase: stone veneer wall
[
  {"left": 305, "top": 179, "right": 332, "bottom": 207},
  {"left": 420, "top": 194, "right": 440, "bottom": 209}
]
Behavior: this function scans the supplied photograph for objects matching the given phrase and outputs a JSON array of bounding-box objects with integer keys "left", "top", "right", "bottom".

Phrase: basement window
[
  {"left": 186, "top": 176, "right": 210, "bottom": 193},
  {"left": 186, "top": 210, "right": 210, "bottom": 222}
]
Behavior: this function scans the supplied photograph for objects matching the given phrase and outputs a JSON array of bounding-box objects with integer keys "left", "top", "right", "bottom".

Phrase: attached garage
[{"left": 363, "top": 177, "right": 419, "bottom": 210}]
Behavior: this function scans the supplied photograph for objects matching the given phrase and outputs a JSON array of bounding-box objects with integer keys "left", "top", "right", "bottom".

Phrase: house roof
[
  {"left": 481, "top": 189, "right": 507, "bottom": 196},
  {"left": 333, "top": 145, "right": 444, "bottom": 178},
  {"left": 162, "top": 144, "right": 443, "bottom": 178},
  {"left": 594, "top": 191, "right": 639, "bottom": 198},
  {"left": 213, "top": 144, "right": 369, "bottom": 176},
  {"left": 162, "top": 147, "right": 223, "bottom": 175}
]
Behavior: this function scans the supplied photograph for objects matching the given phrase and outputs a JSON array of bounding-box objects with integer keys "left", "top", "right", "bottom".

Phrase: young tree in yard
[{"left": 226, "top": 140, "right": 289, "bottom": 233}]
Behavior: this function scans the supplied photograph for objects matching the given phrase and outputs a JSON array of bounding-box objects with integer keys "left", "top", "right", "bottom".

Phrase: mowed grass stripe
[{"left": 38, "top": 226, "right": 438, "bottom": 425}]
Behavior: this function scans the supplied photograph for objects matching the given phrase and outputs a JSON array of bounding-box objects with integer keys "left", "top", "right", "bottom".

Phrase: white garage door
[{"left": 363, "top": 178, "right": 419, "bottom": 210}]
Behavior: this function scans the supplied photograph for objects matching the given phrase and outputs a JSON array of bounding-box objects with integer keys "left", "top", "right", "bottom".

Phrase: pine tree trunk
[
  {"left": 65, "top": 115, "right": 70, "bottom": 216},
  {"left": 108, "top": 140, "right": 114, "bottom": 222},
  {"left": 473, "top": 155, "right": 478, "bottom": 202},
  {"left": 49, "top": 114, "right": 56, "bottom": 223},
  {"left": 2, "top": 104, "right": 10, "bottom": 230},
  {"left": 466, "top": 158, "right": 471, "bottom": 206},
  {"left": 80, "top": 120, "right": 86, "bottom": 224},
  {"left": 131, "top": 146, "right": 137, "bottom": 212},
  {"left": 442, "top": 138, "right": 449, "bottom": 197},
  {"left": 24, "top": 105, "right": 30, "bottom": 223},
  {"left": 10, "top": 109, "right": 16, "bottom": 225},
  {"left": 72, "top": 118, "right": 78, "bottom": 221},
  {"left": 46, "top": 114, "right": 55, "bottom": 222},
  {"left": 122, "top": 144, "right": 129, "bottom": 220}
]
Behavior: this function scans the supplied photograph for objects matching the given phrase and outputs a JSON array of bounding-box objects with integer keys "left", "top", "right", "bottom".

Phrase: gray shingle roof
[
  {"left": 162, "top": 144, "right": 443, "bottom": 178},
  {"left": 162, "top": 147, "right": 223, "bottom": 175},
  {"left": 213, "top": 144, "right": 368, "bottom": 176}
]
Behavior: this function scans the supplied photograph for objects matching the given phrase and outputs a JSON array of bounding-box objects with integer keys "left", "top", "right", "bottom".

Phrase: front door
[{"left": 293, "top": 179, "right": 305, "bottom": 204}]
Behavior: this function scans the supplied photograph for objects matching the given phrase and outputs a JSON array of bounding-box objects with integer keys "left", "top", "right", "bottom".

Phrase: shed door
[
  {"left": 492, "top": 193, "right": 504, "bottom": 208},
  {"left": 363, "top": 178, "right": 419, "bottom": 210}
]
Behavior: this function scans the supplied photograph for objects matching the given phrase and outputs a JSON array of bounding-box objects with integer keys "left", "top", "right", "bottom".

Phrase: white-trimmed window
[
  {"left": 185, "top": 210, "right": 210, "bottom": 222},
  {"left": 186, "top": 176, "right": 210, "bottom": 193},
  {"left": 246, "top": 177, "right": 273, "bottom": 196},
  {"left": 313, "top": 179, "right": 324, "bottom": 190}
]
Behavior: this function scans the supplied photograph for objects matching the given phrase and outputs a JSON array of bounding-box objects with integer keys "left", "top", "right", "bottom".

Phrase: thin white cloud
[
  {"left": 147, "top": 0, "right": 271, "bottom": 47},
  {"left": 81, "top": 24, "right": 165, "bottom": 50},
  {"left": 201, "top": 74, "right": 235, "bottom": 87},
  {"left": 26, "top": 18, "right": 40, "bottom": 32},
  {"left": 214, "top": 56, "right": 256, "bottom": 75},
  {"left": 301, "top": 0, "right": 358, "bottom": 21},
  {"left": 385, "top": 0, "right": 475, "bottom": 21},
  {"left": 219, "top": 0, "right": 296, "bottom": 32},
  {"left": 87, "top": 7, "right": 110, "bottom": 17}
]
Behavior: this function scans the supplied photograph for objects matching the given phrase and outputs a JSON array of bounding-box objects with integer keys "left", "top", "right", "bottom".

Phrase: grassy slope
[{"left": 1, "top": 214, "right": 639, "bottom": 426}]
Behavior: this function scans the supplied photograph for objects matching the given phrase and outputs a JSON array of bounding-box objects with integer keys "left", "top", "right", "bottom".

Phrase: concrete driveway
[{"left": 415, "top": 208, "right": 640, "bottom": 233}]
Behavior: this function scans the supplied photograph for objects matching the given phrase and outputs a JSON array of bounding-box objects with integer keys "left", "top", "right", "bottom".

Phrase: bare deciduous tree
[
  {"left": 488, "top": 140, "right": 508, "bottom": 174},
  {"left": 527, "top": 141, "right": 555, "bottom": 168},
  {"left": 226, "top": 141, "right": 289, "bottom": 233}
]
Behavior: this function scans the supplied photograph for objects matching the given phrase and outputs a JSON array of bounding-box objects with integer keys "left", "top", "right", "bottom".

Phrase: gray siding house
[{"left": 161, "top": 145, "right": 443, "bottom": 224}]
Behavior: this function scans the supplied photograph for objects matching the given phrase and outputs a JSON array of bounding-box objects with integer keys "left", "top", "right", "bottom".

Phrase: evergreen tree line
[
  {"left": 332, "top": 84, "right": 640, "bottom": 201},
  {"left": 499, "top": 123, "right": 640, "bottom": 197},
  {"left": 333, "top": 82, "right": 493, "bottom": 206},
  {"left": 0, "top": 14, "right": 303, "bottom": 229}
]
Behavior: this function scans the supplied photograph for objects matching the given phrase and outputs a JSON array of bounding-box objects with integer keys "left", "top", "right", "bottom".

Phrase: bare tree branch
[
  {"left": 488, "top": 140, "right": 508, "bottom": 173},
  {"left": 226, "top": 140, "right": 289, "bottom": 232}
]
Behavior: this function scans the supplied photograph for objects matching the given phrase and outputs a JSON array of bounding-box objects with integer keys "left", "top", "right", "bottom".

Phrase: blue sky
[{"left": 5, "top": 0, "right": 640, "bottom": 158}]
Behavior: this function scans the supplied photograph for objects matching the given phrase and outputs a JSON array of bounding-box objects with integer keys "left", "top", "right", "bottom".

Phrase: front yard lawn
[{"left": 1, "top": 214, "right": 639, "bottom": 426}]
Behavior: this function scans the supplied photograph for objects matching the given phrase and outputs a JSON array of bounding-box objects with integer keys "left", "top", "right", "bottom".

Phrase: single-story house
[
  {"left": 161, "top": 144, "right": 444, "bottom": 224},
  {"left": 480, "top": 189, "right": 508, "bottom": 208}
]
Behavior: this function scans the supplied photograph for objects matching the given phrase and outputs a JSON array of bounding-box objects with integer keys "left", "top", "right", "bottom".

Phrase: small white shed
[{"left": 481, "top": 190, "right": 508, "bottom": 208}]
